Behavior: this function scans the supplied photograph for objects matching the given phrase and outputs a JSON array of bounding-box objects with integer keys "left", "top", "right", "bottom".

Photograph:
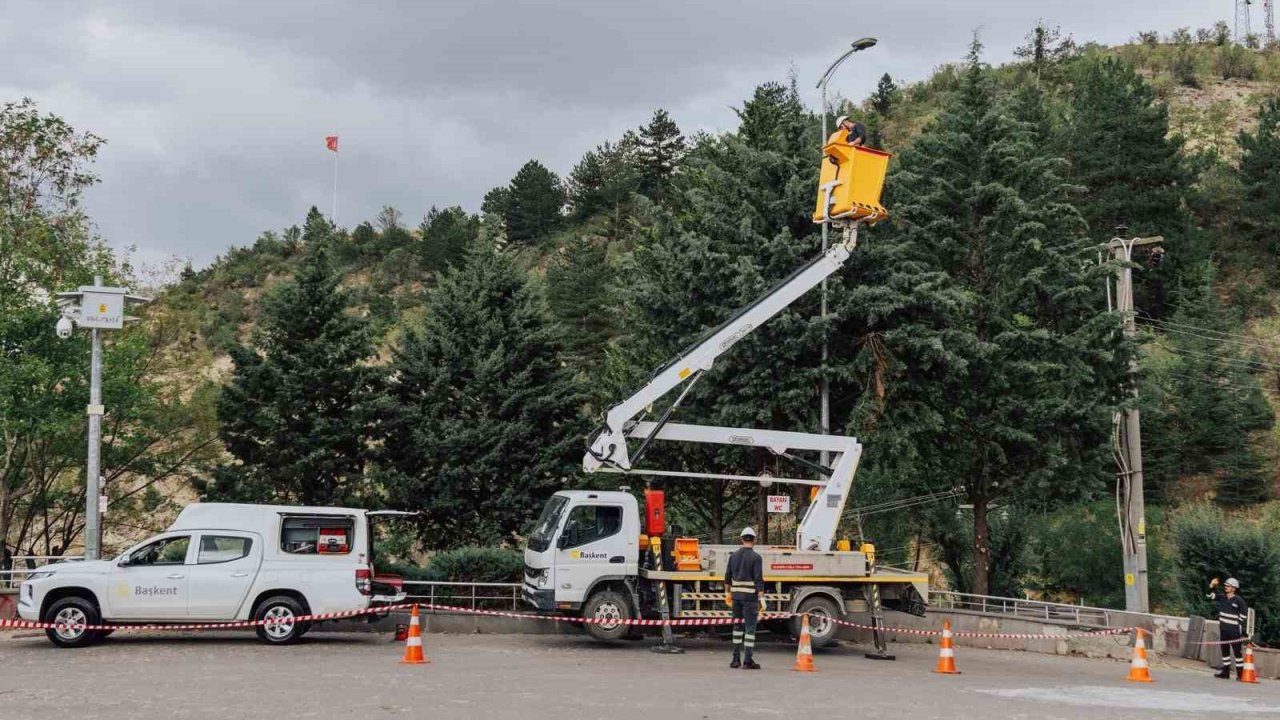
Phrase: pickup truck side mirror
[
  {"left": 117, "top": 555, "right": 131, "bottom": 567},
  {"left": 557, "top": 533, "right": 570, "bottom": 550}
]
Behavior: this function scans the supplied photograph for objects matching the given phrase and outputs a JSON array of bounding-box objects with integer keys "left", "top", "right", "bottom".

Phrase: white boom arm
[{"left": 584, "top": 225, "right": 862, "bottom": 550}]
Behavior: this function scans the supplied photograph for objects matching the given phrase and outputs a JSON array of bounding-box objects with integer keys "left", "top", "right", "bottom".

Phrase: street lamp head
[
  {"left": 55, "top": 316, "right": 74, "bottom": 339},
  {"left": 851, "top": 37, "right": 878, "bottom": 51}
]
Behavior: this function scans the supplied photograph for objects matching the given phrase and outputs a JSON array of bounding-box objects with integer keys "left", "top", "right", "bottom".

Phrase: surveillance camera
[{"left": 55, "top": 316, "right": 74, "bottom": 339}]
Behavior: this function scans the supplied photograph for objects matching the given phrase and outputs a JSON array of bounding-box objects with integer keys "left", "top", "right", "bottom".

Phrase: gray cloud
[{"left": 1, "top": 1, "right": 1227, "bottom": 269}]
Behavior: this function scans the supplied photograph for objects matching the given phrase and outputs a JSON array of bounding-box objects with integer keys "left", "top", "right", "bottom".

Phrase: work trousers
[
  {"left": 1222, "top": 625, "right": 1244, "bottom": 669},
  {"left": 731, "top": 597, "right": 759, "bottom": 661}
]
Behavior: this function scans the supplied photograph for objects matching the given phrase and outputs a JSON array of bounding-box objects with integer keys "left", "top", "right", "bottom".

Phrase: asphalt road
[{"left": 1, "top": 630, "right": 1277, "bottom": 720}]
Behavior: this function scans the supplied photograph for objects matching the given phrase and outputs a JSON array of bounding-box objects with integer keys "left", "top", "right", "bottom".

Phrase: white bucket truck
[{"left": 19, "top": 503, "right": 411, "bottom": 647}]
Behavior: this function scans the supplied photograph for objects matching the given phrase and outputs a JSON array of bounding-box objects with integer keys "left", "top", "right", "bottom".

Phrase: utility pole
[
  {"left": 1107, "top": 229, "right": 1162, "bottom": 614},
  {"left": 55, "top": 277, "right": 151, "bottom": 560},
  {"left": 815, "top": 38, "right": 877, "bottom": 470}
]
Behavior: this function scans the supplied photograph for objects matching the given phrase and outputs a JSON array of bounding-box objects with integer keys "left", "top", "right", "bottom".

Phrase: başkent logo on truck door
[{"left": 569, "top": 550, "right": 609, "bottom": 560}]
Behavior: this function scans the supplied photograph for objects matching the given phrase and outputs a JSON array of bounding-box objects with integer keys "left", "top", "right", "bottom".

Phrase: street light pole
[
  {"left": 815, "top": 38, "right": 877, "bottom": 468},
  {"left": 86, "top": 308, "right": 104, "bottom": 561},
  {"left": 56, "top": 275, "right": 150, "bottom": 561},
  {"left": 1107, "top": 229, "right": 1163, "bottom": 614}
]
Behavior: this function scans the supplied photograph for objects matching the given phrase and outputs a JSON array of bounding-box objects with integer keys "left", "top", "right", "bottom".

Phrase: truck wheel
[
  {"left": 792, "top": 595, "right": 841, "bottom": 649},
  {"left": 44, "top": 596, "right": 102, "bottom": 649},
  {"left": 254, "top": 596, "right": 310, "bottom": 645},
  {"left": 583, "top": 590, "right": 633, "bottom": 642}
]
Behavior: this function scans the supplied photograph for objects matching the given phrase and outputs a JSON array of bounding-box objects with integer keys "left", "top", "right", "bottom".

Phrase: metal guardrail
[
  {"left": 1, "top": 556, "right": 84, "bottom": 591},
  {"left": 928, "top": 590, "right": 1182, "bottom": 628},
  {"left": 401, "top": 581, "right": 523, "bottom": 611}
]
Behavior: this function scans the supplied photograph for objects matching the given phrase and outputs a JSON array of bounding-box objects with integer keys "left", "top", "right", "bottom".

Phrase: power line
[
  {"left": 1149, "top": 372, "right": 1268, "bottom": 394},
  {"left": 1137, "top": 314, "right": 1274, "bottom": 346},
  {"left": 1137, "top": 318, "right": 1280, "bottom": 353},
  {"left": 1156, "top": 344, "right": 1280, "bottom": 373}
]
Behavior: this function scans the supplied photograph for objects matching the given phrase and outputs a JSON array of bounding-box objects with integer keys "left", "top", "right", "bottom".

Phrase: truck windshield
[{"left": 527, "top": 496, "right": 569, "bottom": 552}]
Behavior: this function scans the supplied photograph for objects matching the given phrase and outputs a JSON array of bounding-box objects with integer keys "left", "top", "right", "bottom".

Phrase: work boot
[
  {"left": 729, "top": 657, "right": 741, "bottom": 669},
  {"left": 742, "top": 659, "right": 761, "bottom": 670},
  {"left": 1215, "top": 667, "right": 1232, "bottom": 679}
]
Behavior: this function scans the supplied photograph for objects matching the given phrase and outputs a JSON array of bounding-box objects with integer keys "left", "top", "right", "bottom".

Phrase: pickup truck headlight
[{"left": 24, "top": 571, "right": 54, "bottom": 581}]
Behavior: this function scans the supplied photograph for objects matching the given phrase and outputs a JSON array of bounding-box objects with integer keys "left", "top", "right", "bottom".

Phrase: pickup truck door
[
  {"left": 553, "top": 502, "right": 628, "bottom": 606},
  {"left": 186, "top": 532, "right": 262, "bottom": 620},
  {"left": 107, "top": 533, "right": 194, "bottom": 619}
]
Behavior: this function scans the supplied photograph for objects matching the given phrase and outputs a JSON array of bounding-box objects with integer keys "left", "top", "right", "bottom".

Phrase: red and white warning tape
[
  {"left": 0, "top": 603, "right": 416, "bottom": 632},
  {"left": 0, "top": 601, "right": 1176, "bottom": 645}
]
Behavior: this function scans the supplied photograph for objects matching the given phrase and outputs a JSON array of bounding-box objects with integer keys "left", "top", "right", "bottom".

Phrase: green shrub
[
  {"left": 1025, "top": 502, "right": 1175, "bottom": 610},
  {"left": 1171, "top": 504, "right": 1280, "bottom": 644},
  {"left": 1171, "top": 47, "right": 1200, "bottom": 87},
  {"left": 1214, "top": 45, "right": 1257, "bottom": 80},
  {"left": 422, "top": 546, "right": 524, "bottom": 583}
]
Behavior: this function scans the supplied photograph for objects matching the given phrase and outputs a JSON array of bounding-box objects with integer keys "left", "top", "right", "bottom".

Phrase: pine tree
[
  {"left": 566, "top": 137, "right": 641, "bottom": 226},
  {"left": 870, "top": 73, "right": 898, "bottom": 118},
  {"left": 205, "top": 245, "right": 385, "bottom": 506},
  {"left": 302, "top": 206, "right": 331, "bottom": 245},
  {"left": 1237, "top": 95, "right": 1280, "bottom": 263},
  {"left": 419, "top": 205, "right": 479, "bottom": 273},
  {"left": 1062, "top": 55, "right": 1201, "bottom": 315},
  {"left": 737, "top": 81, "right": 810, "bottom": 155},
  {"left": 382, "top": 248, "right": 584, "bottom": 548},
  {"left": 1013, "top": 21, "right": 1076, "bottom": 85},
  {"left": 1140, "top": 271, "right": 1274, "bottom": 504},
  {"left": 546, "top": 235, "right": 614, "bottom": 371},
  {"left": 504, "top": 160, "right": 565, "bottom": 246},
  {"left": 636, "top": 108, "right": 686, "bottom": 204},
  {"left": 840, "top": 40, "right": 1133, "bottom": 595}
]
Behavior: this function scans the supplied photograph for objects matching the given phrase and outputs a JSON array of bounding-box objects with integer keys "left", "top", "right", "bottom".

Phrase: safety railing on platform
[
  {"left": 401, "top": 581, "right": 524, "bottom": 611},
  {"left": 0, "top": 556, "right": 84, "bottom": 591},
  {"left": 928, "top": 590, "right": 1181, "bottom": 628}
]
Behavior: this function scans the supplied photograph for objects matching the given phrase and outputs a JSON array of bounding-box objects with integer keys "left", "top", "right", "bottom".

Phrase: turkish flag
[{"left": 325, "top": 135, "right": 339, "bottom": 152}]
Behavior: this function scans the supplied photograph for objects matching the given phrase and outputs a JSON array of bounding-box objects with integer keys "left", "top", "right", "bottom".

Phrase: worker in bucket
[
  {"left": 724, "top": 526, "right": 766, "bottom": 669},
  {"left": 829, "top": 114, "right": 868, "bottom": 148},
  {"left": 1208, "top": 577, "right": 1249, "bottom": 678}
]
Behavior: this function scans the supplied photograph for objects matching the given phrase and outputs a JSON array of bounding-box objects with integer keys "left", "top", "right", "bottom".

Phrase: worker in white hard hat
[
  {"left": 1208, "top": 576, "right": 1249, "bottom": 678},
  {"left": 723, "top": 526, "right": 765, "bottom": 669},
  {"left": 829, "top": 114, "right": 868, "bottom": 148}
]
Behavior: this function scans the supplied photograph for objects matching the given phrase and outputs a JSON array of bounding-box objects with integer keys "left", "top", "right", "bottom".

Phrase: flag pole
[{"left": 331, "top": 146, "right": 339, "bottom": 227}]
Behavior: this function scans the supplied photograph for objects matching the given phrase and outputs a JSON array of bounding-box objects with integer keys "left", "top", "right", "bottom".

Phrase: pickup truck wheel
[
  {"left": 254, "top": 596, "right": 309, "bottom": 645},
  {"left": 792, "top": 595, "right": 841, "bottom": 649},
  {"left": 583, "top": 590, "right": 632, "bottom": 642},
  {"left": 44, "top": 597, "right": 102, "bottom": 649}
]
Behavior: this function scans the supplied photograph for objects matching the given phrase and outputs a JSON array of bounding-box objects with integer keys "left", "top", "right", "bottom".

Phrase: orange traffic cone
[
  {"left": 1126, "top": 629, "right": 1152, "bottom": 683},
  {"left": 793, "top": 614, "right": 817, "bottom": 672},
  {"left": 400, "top": 604, "right": 429, "bottom": 664},
  {"left": 933, "top": 619, "right": 960, "bottom": 674},
  {"left": 1239, "top": 645, "right": 1260, "bottom": 684}
]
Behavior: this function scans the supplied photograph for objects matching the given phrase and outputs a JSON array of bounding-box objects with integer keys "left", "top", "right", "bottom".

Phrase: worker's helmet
[
  {"left": 740, "top": 526, "right": 757, "bottom": 539},
  {"left": 835, "top": 115, "right": 850, "bottom": 127},
  {"left": 1225, "top": 578, "right": 1240, "bottom": 589}
]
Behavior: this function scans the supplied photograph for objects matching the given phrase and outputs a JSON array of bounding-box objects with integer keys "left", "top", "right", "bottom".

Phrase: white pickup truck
[{"left": 18, "top": 503, "right": 411, "bottom": 648}]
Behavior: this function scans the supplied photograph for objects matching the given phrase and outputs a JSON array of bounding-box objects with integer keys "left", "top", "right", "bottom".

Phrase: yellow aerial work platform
[{"left": 812, "top": 141, "right": 891, "bottom": 224}]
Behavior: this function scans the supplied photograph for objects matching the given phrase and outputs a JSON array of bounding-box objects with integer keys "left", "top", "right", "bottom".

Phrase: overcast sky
[{"left": 3, "top": 1, "right": 1228, "bottom": 270}]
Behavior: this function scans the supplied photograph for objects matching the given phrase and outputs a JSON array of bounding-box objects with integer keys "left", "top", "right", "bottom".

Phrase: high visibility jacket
[
  {"left": 1209, "top": 588, "right": 1248, "bottom": 635},
  {"left": 725, "top": 547, "right": 765, "bottom": 597}
]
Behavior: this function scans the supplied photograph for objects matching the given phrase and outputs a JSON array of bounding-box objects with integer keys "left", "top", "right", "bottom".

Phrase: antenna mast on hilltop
[
  {"left": 1265, "top": 0, "right": 1276, "bottom": 44},
  {"left": 1237, "top": 0, "right": 1254, "bottom": 43}
]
